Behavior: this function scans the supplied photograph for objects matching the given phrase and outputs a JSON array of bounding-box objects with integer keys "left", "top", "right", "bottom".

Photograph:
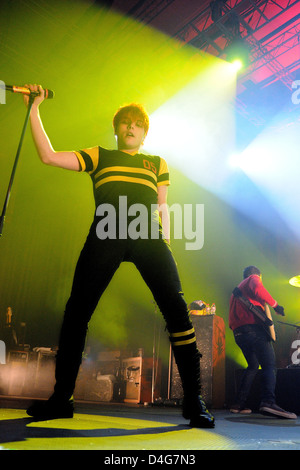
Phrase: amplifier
[
  {"left": 74, "top": 373, "right": 116, "bottom": 402},
  {"left": 4, "top": 350, "right": 35, "bottom": 397},
  {"left": 74, "top": 358, "right": 116, "bottom": 402},
  {"left": 123, "top": 356, "right": 161, "bottom": 404},
  {"left": 33, "top": 350, "right": 56, "bottom": 397}
]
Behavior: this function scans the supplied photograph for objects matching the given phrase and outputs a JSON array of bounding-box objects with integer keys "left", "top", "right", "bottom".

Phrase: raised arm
[{"left": 24, "top": 84, "right": 80, "bottom": 171}]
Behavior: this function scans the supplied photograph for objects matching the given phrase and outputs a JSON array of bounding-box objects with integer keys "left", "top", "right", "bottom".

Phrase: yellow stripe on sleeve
[{"left": 74, "top": 151, "right": 86, "bottom": 172}]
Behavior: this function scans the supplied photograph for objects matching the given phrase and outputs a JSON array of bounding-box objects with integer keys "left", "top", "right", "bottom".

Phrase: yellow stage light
[{"left": 289, "top": 275, "right": 300, "bottom": 287}]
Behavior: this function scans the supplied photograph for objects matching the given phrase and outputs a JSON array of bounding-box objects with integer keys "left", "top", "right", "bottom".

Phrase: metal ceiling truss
[
  {"left": 172, "top": 0, "right": 300, "bottom": 88},
  {"left": 118, "top": 1, "right": 300, "bottom": 90},
  {"left": 127, "top": 0, "right": 177, "bottom": 25},
  {"left": 118, "top": 0, "right": 300, "bottom": 126}
]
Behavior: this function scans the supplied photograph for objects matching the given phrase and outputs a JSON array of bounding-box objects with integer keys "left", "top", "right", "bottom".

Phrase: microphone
[{"left": 4, "top": 84, "right": 54, "bottom": 99}]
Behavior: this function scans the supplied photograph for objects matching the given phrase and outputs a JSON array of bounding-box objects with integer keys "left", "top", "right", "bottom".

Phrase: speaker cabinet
[
  {"left": 33, "top": 350, "right": 56, "bottom": 397},
  {"left": 170, "top": 315, "right": 226, "bottom": 408},
  {"left": 6, "top": 350, "right": 30, "bottom": 396}
]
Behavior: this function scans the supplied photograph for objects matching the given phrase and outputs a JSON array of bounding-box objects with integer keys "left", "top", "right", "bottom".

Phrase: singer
[{"left": 24, "top": 84, "right": 214, "bottom": 428}]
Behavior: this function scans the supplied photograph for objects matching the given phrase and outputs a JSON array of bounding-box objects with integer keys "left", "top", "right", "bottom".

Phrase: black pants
[
  {"left": 54, "top": 220, "right": 194, "bottom": 400},
  {"left": 233, "top": 324, "right": 276, "bottom": 406}
]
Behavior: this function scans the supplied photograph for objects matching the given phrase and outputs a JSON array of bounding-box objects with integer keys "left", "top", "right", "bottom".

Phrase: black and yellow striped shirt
[{"left": 74, "top": 146, "right": 170, "bottom": 208}]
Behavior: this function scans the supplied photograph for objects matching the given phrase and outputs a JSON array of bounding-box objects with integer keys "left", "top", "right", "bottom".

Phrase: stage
[{"left": 0, "top": 398, "right": 299, "bottom": 451}]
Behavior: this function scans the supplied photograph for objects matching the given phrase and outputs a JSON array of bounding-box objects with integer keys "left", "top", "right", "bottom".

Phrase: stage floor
[{"left": 0, "top": 398, "right": 299, "bottom": 451}]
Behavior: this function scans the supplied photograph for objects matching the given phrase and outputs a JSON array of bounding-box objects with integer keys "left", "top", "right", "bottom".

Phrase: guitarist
[{"left": 229, "top": 265, "right": 297, "bottom": 419}]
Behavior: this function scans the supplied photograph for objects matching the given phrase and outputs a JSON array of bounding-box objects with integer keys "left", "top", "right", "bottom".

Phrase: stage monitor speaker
[{"left": 169, "top": 315, "right": 226, "bottom": 408}]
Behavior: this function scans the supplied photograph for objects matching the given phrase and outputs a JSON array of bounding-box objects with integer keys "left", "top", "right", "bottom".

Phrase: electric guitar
[
  {"left": 232, "top": 287, "right": 276, "bottom": 342},
  {"left": 264, "top": 303, "right": 276, "bottom": 342}
]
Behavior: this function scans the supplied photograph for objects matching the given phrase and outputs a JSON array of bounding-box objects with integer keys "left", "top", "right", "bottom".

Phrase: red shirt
[{"left": 229, "top": 274, "right": 278, "bottom": 331}]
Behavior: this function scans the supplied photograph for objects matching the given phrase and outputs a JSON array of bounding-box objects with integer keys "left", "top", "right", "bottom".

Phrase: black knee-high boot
[{"left": 170, "top": 328, "right": 215, "bottom": 428}]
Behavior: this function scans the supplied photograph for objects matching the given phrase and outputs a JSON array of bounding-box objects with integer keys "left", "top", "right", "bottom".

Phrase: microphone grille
[{"left": 46, "top": 89, "right": 54, "bottom": 99}]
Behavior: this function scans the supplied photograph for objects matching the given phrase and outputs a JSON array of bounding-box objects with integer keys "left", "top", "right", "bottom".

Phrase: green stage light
[
  {"left": 231, "top": 59, "right": 243, "bottom": 71},
  {"left": 225, "top": 37, "right": 250, "bottom": 71}
]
